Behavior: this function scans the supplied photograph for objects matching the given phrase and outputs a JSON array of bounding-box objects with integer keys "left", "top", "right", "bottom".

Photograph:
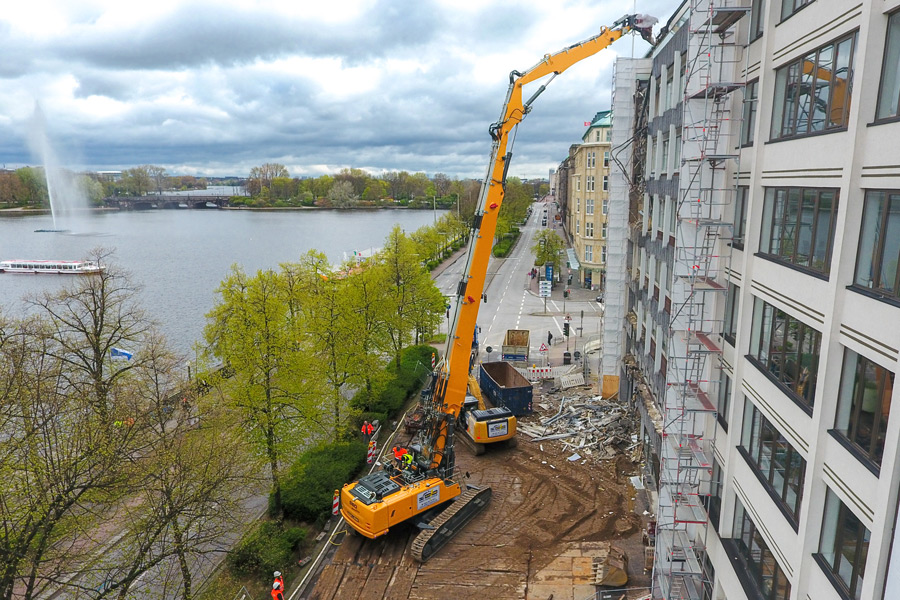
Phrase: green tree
[
  {"left": 362, "top": 179, "right": 387, "bottom": 204},
  {"left": 307, "top": 175, "right": 333, "bottom": 201},
  {"left": 247, "top": 163, "right": 289, "bottom": 197},
  {"left": 377, "top": 226, "right": 442, "bottom": 367},
  {"left": 289, "top": 252, "right": 358, "bottom": 435},
  {"left": 383, "top": 171, "right": 408, "bottom": 200},
  {"left": 203, "top": 266, "right": 320, "bottom": 520},
  {"left": 0, "top": 171, "right": 27, "bottom": 207},
  {"left": 16, "top": 167, "right": 47, "bottom": 206},
  {"left": 0, "top": 314, "right": 130, "bottom": 599},
  {"left": 78, "top": 175, "right": 105, "bottom": 206},
  {"left": 341, "top": 258, "right": 391, "bottom": 407},
  {"left": 334, "top": 168, "right": 370, "bottom": 197},
  {"left": 123, "top": 166, "right": 152, "bottom": 196},
  {"left": 404, "top": 172, "right": 431, "bottom": 201},
  {"left": 532, "top": 230, "right": 566, "bottom": 271}
]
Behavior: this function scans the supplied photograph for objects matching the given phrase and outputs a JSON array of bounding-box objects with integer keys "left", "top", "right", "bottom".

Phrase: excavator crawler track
[{"left": 410, "top": 486, "right": 492, "bottom": 562}]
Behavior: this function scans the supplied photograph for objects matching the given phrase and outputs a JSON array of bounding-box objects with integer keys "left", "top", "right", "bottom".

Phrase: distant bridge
[{"left": 103, "top": 195, "right": 231, "bottom": 210}]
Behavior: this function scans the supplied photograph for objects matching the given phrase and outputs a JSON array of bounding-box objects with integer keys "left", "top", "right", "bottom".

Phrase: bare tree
[
  {"left": 433, "top": 173, "right": 451, "bottom": 197},
  {"left": 145, "top": 165, "right": 168, "bottom": 195},
  {"left": 28, "top": 248, "right": 152, "bottom": 422},
  {"left": 247, "top": 163, "right": 289, "bottom": 196}
]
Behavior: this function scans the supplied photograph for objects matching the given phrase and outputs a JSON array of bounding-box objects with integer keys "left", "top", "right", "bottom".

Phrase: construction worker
[
  {"left": 273, "top": 571, "right": 284, "bottom": 591},
  {"left": 402, "top": 451, "right": 414, "bottom": 469},
  {"left": 361, "top": 420, "right": 374, "bottom": 440},
  {"left": 392, "top": 446, "right": 406, "bottom": 468},
  {"left": 272, "top": 581, "right": 284, "bottom": 600}
]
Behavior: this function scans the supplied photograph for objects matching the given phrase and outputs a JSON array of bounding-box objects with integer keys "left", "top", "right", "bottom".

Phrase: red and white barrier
[
  {"left": 366, "top": 440, "right": 377, "bottom": 464},
  {"left": 332, "top": 490, "right": 340, "bottom": 515},
  {"left": 527, "top": 366, "right": 553, "bottom": 381}
]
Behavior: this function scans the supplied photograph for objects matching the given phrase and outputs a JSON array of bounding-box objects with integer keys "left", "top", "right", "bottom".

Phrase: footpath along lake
[{"left": 0, "top": 208, "right": 446, "bottom": 356}]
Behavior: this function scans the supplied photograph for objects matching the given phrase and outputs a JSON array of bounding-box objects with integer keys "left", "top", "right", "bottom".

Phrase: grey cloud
[
  {"left": 53, "top": 0, "right": 442, "bottom": 71},
  {"left": 0, "top": 1, "right": 664, "bottom": 178}
]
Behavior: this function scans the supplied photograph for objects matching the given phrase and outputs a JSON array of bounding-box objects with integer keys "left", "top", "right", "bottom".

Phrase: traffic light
[{"left": 563, "top": 322, "right": 570, "bottom": 337}]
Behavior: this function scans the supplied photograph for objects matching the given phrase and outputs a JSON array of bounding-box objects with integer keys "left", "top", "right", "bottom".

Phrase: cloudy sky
[{"left": 0, "top": 0, "right": 672, "bottom": 180}]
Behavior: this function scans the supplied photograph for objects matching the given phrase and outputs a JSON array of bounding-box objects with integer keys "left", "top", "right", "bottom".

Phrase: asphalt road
[{"left": 434, "top": 200, "right": 604, "bottom": 369}]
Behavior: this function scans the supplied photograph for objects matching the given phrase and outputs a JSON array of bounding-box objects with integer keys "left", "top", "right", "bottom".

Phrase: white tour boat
[{"left": 0, "top": 259, "right": 104, "bottom": 274}]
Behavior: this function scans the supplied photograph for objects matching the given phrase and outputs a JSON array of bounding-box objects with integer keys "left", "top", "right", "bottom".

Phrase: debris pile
[{"left": 518, "top": 392, "right": 640, "bottom": 462}]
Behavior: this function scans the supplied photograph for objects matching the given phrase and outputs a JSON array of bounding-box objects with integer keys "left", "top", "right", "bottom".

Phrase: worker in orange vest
[
  {"left": 272, "top": 580, "right": 284, "bottom": 600},
  {"left": 273, "top": 571, "right": 284, "bottom": 591},
  {"left": 392, "top": 446, "right": 406, "bottom": 468},
  {"left": 361, "top": 420, "right": 374, "bottom": 440}
]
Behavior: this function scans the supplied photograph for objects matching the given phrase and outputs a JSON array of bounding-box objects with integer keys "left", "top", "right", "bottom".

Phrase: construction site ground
[{"left": 303, "top": 383, "right": 653, "bottom": 600}]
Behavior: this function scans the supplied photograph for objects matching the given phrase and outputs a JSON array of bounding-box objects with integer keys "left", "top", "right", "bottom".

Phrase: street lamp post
[{"left": 433, "top": 196, "right": 436, "bottom": 223}]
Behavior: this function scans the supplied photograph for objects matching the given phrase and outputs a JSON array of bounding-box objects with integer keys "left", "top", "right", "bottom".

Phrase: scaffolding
[{"left": 652, "top": 1, "right": 748, "bottom": 599}]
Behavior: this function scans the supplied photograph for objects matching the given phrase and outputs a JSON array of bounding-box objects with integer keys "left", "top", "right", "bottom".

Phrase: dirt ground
[{"left": 304, "top": 388, "right": 653, "bottom": 600}]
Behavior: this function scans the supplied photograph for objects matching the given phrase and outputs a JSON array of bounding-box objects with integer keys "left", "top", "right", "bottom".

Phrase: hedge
[
  {"left": 227, "top": 521, "right": 306, "bottom": 579},
  {"left": 281, "top": 440, "right": 369, "bottom": 523},
  {"left": 350, "top": 344, "right": 438, "bottom": 415}
]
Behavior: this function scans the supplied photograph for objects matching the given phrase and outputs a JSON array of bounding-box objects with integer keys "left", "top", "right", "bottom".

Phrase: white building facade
[{"left": 614, "top": 0, "right": 900, "bottom": 598}]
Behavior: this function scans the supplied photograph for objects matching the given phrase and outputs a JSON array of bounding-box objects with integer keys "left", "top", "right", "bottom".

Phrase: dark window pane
[
  {"left": 879, "top": 196, "right": 900, "bottom": 293},
  {"left": 831, "top": 36, "right": 854, "bottom": 128},
  {"left": 782, "top": 190, "right": 801, "bottom": 260},
  {"left": 855, "top": 192, "right": 886, "bottom": 288},
  {"left": 772, "top": 32, "right": 856, "bottom": 139},
  {"left": 876, "top": 12, "right": 900, "bottom": 120},
  {"left": 797, "top": 190, "right": 815, "bottom": 266},
  {"left": 813, "top": 191, "right": 835, "bottom": 273},
  {"left": 762, "top": 187, "right": 837, "bottom": 275},
  {"left": 812, "top": 45, "right": 833, "bottom": 132}
]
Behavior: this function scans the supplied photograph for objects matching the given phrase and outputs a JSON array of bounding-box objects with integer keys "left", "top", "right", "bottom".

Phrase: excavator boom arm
[{"left": 421, "top": 14, "right": 656, "bottom": 470}]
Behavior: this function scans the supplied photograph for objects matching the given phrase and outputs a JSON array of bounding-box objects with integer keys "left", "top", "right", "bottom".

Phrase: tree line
[
  {"left": 0, "top": 166, "right": 214, "bottom": 208},
  {"left": 0, "top": 210, "right": 472, "bottom": 599},
  {"left": 0, "top": 162, "right": 549, "bottom": 219}
]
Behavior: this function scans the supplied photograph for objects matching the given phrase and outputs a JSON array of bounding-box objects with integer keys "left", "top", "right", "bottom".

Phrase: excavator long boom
[
  {"left": 422, "top": 14, "right": 656, "bottom": 470},
  {"left": 340, "top": 15, "right": 656, "bottom": 556}
]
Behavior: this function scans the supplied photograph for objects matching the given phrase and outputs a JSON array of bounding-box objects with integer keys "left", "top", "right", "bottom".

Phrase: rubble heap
[{"left": 518, "top": 391, "right": 640, "bottom": 462}]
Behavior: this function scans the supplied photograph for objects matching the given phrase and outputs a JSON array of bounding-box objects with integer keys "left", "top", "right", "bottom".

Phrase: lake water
[{"left": 0, "top": 208, "right": 445, "bottom": 356}]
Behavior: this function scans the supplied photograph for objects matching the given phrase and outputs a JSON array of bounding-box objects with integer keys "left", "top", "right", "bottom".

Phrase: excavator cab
[{"left": 458, "top": 394, "right": 517, "bottom": 455}]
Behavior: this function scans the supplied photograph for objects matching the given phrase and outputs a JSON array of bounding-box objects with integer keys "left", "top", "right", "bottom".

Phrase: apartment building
[
  {"left": 611, "top": 0, "right": 900, "bottom": 599},
  {"left": 561, "top": 111, "right": 613, "bottom": 290}
]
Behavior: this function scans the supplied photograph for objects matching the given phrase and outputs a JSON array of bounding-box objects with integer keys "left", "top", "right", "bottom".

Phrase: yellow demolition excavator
[{"left": 339, "top": 14, "right": 656, "bottom": 562}]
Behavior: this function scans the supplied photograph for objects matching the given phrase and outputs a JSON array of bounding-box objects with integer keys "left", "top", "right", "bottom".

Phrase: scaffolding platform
[
  {"left": 687, "top": 82, "right": 744, "bottom": 100},
  {"left": 657, "top": 530, "right": 703, "bottom": 576},
  {"left": 681, "top": 275, "right": 726, "bottom": 291},
  {"left": 660, "top": 573, "right": 703, "bottom": 600},
  {"left": 667, "top": 381, "right": 717, "bottom": 412},
  {"left": 685, "top": 331, "right": 723, "bottom": 353},
  {"left": 698, "top": 6, "right": 750, "bottom": 33}
]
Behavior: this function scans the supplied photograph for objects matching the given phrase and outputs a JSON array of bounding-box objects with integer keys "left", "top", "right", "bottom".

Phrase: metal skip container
[{"left": 479, "top": 362, "right": 533, "bottom": 416}]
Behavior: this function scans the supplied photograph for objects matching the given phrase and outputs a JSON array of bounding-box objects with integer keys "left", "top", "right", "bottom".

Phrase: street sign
[
  {"left": 539, "top": 343, "right": 548, "bottom": 352},
  {"left": 539, "top": 281, "right": 551, "bottom": 298}
]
